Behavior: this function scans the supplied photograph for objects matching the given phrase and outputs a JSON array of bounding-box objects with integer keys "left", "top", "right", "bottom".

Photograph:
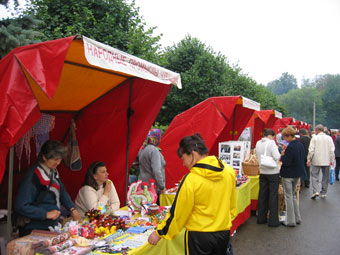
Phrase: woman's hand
[
  {"left": 46, "top": 210, "right": 60, "bottom": 220},
  {"left": 71, "top": 209, "right": 81, "bottom": 221},
  {"left": 148, "top": 231, "right": 161, "bottom": 245},
  {"left": 103, "top": 181, "right": 112, "bottom": 196}
]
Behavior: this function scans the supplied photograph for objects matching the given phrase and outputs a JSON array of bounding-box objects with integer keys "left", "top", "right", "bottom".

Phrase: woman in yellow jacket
[{"left": 148, "top": 133, "right": 236, "bottom": 255}]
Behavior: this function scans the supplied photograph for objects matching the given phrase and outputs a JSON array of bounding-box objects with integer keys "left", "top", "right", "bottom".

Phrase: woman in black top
[{"left": 280, "top": 127, "right": 305, "bottom": 227}]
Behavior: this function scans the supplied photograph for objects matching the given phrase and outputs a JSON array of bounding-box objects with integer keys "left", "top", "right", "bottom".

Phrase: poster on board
[{"left": 219, "top": 141, "right": 251, "bottom": 176}]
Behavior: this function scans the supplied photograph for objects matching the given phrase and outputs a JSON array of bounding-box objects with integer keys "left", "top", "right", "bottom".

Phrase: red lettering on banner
[
  {"left": 93, "top": 47, "right": 99, "bottom": 58},
  {"left": 103, "top": 49, "right": 108, "bottom": 61},
  {"left": 98, "top": 48, "right": 103, "bottom": 59},
  {"left": 86, "top": 42, "right": 94, "bottom": 56}
]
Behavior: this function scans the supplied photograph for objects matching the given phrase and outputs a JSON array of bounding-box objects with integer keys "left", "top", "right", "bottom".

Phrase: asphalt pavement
[{"left": 231, "top": 180, "right": 340, "bottom": 255}]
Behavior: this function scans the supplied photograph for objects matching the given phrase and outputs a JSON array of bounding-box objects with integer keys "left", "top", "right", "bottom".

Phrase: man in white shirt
[{"left": 307, "top": 124, "right": 335, "bottom": 199}]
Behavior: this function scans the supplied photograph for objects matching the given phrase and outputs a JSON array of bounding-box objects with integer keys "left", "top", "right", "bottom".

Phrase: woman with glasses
[{"left": 75, "top": 161, "right": 120, "bottom": 217}]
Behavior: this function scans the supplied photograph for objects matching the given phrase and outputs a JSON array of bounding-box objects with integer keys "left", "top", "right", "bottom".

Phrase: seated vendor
[
  {"left": 15, "top": 140, "right": 81, "bottom": 237},
  {"left": 75, "top": 161, "right": 120, "bottom": 217}
]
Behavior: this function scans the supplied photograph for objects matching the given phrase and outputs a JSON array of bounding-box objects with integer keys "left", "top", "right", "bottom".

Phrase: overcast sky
[
  {"left": 134, "top": 0, "right": 340, "bottom": 86},
  {"left": 1, "top": 0, "right": 339, "bottom": 86}
]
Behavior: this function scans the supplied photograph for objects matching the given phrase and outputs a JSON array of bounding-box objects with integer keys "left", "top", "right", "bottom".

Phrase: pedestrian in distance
[
  {"left": 307, "top": 124, "right": 335, "bottom": 199},
  {"left": 299, "top": 128, "right": 311, "bottom": 187},
  {"left": 334, "top": 129, "right": 340, "bottom": 181}
]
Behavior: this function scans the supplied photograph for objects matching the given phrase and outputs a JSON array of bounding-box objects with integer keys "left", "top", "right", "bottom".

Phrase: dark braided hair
[{"left": 177, "top": 133, "right": 208, "bottom": 158}]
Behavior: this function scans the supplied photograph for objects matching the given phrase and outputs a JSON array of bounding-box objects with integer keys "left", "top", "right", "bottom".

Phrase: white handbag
[{"left": 260, "top": 141, "right": 277, "bottom": 168}]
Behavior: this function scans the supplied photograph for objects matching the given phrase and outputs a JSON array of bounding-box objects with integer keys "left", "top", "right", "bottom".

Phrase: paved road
[{"left": 231, "top": 180, "right": 340, "bottom": 255}]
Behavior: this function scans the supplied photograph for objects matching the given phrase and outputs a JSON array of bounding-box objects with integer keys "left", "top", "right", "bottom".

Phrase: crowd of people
[
  {"left": 255, "top": 124, "right": 338, "bottom": 228},
  {"left": 12, "top": 124, "right": 339, "bottom": 254},
  {"left": 14, "top": 132, "right": 236, "bottom": 255}
]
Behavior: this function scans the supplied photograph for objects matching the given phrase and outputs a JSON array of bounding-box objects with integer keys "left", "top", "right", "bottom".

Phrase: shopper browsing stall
[
  {"left": 15, "top": 140, "right": 81, "bottom": 237},
  {"left": 75, "top": 161, "right": 120, "bottom": 217},
  {"left": 255, "top": 129, "right": 281, "bottom": 227},
  {"left": 138, "top": 129, "right": 166, "bottom": 197},
  {"left": 148, "top": 133, "right": 236, "bottom": 255},
  {"left": 280, "top": 127, "right": 305, "bottom": 226}
]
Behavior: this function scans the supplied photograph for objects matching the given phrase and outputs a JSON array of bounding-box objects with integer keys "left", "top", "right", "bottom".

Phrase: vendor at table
[
  {"left": 148, "top": 133, "right": 236, "bottom": 255},
  {"left": 15, "top": 140, "right": 81, "bottom": 237},
  {"left": 75, "top": 161, "right": 120, "bottom": 217}
]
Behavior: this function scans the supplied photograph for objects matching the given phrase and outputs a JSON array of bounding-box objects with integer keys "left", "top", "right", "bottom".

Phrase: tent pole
[
  {"left": 125, "top": 80, "right": 133, "bottom": 204},
  {"left": 232, "top": 105, "right": 237, "bottom": 140},
  {"left": 6, "top": 146, "right": 14, "bottom": 242}
]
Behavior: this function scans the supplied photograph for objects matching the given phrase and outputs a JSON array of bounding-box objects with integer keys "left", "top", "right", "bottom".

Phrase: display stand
[{"left": 219, "top": 141, "right": 251, "bottom": 175}]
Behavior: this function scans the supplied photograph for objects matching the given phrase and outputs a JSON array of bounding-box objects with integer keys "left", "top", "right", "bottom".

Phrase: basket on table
[{"left": 242, "top": 151, "right": 259, "bottom": 176}]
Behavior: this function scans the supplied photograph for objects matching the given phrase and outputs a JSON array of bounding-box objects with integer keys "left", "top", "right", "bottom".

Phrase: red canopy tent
[
  {"left": 0, "top": 35, "right": 181, "bottom": 222},
  {"left": 272, "top": 116, "right": 295, "bottom": 133},
  {"left": 251, "top": 110, "right": 282, "bottom": 147},
  {"left": 159, "top": 96, "right": 260, "bottom": 188},
  {"left": 281, "top": 117, "right": 296, "bottom": 127}
]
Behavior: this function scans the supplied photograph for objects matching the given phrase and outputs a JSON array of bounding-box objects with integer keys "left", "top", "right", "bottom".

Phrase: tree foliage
[
  {"left": 156, "top": 36, "right": 232, "bottom": 125},
  {"left": 24, "top": 0, "right": 161, "bottom": 62},
  {"left": 0, "top": 15, "right": 44, "bottom": 59},
  {"left": 267, "top": 72, "right": 298, "bottom": 95},
  {"left": 156, "top": 36, "right": 284, "bottom": 125},
  {"left": 320, "top": 74, "right": 340, "bottom": 128},
  {"left": 278, "top": 86, "right": 324, "bottom": 125}
]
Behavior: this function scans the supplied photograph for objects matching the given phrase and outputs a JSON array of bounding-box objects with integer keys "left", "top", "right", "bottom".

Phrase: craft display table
[{"left": 5, "top": 176, "right": 259, "bottom": 255}]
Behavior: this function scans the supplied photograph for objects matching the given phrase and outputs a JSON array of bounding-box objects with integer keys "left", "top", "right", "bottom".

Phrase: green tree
[
  {"left": 156, "top": 36, "right": 285, "bottom": 125},
  {"left": 24, "top": 0, "right": 161, "bottom": 62},
  {"left": 320, "top": 74, "right": 340, "bottom": 128},
  {"left": 278, "top": 86, "right": 324, "bottom": 124},
  {"left": 0, "top": 15, "right": 44, "bottom": 59},
  {"left": 156, "top": 36, "right": 234, "bottom": 125},
  {"left": 267, "top": 72, "right": 298, "bottom": 95}
]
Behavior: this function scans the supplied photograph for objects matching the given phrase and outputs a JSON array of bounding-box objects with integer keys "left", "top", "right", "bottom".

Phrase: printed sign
[{"left": 83, "top": 36, "right": 182, "bottom": 88}]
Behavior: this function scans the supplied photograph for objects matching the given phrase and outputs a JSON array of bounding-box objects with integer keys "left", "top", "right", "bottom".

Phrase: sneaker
[
  {"left": 311, "top": 193, "right": 319, "bottom": 199},
  {"left": 321, "top": 194, "right": 326, "bottom": 198}
]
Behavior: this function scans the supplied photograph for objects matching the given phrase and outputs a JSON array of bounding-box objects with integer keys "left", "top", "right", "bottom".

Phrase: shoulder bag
[{"left": 260, "top": 141, "right": 277, "bottom": 168}]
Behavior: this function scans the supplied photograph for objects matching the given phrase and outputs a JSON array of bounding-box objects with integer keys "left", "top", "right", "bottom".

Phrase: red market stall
[
  {"left": 281, "top": 117, "right": 296, "bottom": 127},
  {"left": 0, "top": 35, "right": 181, "bottom": 237},
  {"left": 159, "top": 96, "right": 260, "bottom": 188},
  {"left": 251, "top": 110, "right": 282, "bottom": 147}
]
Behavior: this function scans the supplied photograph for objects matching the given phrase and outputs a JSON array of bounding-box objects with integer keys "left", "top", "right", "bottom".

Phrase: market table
[
  {"left": 123, "top": 175, "right": 260, "bottom": 255},
  {"left": 6, "top": 177, "right": 259, "bottom": 255}
]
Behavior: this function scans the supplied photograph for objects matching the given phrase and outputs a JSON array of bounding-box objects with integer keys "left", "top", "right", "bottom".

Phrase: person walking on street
[
  {"left": 307, "top": 124, "right": 335, "bottom": 199},
  {"left": 299, "top": 128, "right": 311, "bottom": 187},
  {"left": 334, "top": 130, "right": 340, "bottom": 181}
]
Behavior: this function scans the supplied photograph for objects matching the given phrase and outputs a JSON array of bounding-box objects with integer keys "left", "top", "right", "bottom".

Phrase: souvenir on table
[
  {"left": 6, "top": 230, "right": 60, "bottom": 255},
  {"left": 127, "top": 179, "right": 157, "bottom": 210}
]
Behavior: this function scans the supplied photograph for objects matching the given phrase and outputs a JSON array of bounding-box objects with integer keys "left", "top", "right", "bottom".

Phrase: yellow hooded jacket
[{"left": 157, "top": 156, "right": 236, "bottom": 240}]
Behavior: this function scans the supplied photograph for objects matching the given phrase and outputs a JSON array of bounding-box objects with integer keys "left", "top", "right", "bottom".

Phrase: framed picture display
[{"left": 219, "top": 141, "right": 251, "bottom": 175}]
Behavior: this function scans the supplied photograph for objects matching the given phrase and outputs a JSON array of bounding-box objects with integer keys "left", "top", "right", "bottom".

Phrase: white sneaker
[
  {"left": 311, "top": 193, "right": 319, "bottom": 199},
  {"left": 321, "top": 194, "right": 326, "bottom": 198}
]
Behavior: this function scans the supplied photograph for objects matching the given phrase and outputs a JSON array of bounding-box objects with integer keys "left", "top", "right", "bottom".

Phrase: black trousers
[
  {"left": 185, "top": 230, "right": 230, "bottom": 255},
  {"left": 304, "top": 162, "right": 310, "bottom": 186},
  {"left": 257, "top": 173, "right": 280, "bottom": 226},
  {"left": 335, "top": 157, "right": 340, "bottom": 181}
]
